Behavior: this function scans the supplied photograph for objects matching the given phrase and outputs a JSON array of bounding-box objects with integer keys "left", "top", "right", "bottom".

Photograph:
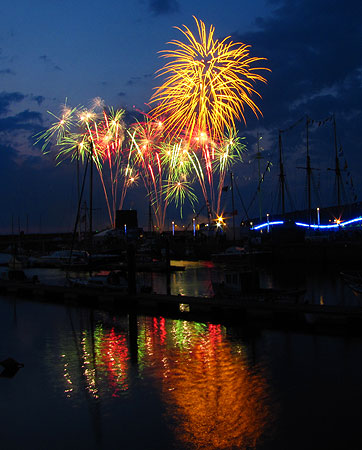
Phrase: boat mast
[
  {"left": 278, "top": 131, "right": 286, "bottom": 216},
  {"left": 148, "top": 198, "right": 153, "bottom": 233},
  {"left": 230, "top": 171, "right": 236, "bottom": 243},
  {"left": 77, "top": 146, "right": 81, "bottom": 240},
  {"left": 256, "top": 133, "right": 263, "bottom": 221},
  {"left": 306, "top": 117, "right": 312, "bottom": 226},
  {"left": 89, "top": 141, "right": 93, "bottom": 251},
  {"left": 296, "top": 116, "right": 319, "bottom": 227},
  {"left": 333, "top": 115, "right": 341, "bottom": 208}
]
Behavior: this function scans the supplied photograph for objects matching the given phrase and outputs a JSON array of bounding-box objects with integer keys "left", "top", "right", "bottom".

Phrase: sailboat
[{"left": 251, "top": 114, "right": 359, "bottom": 231}]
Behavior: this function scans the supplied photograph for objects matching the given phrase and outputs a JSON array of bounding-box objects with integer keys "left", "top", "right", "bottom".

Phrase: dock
[{"left": 1, "top": 279, "right": 362, "bottom": 335}]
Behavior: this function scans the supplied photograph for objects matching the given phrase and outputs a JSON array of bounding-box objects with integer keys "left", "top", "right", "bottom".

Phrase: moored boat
[
  {"left": 67, "top": 270, "right": 129, "bottom": 292},
  {"left": 340, "top": 271, "right": 362, "bottom": 295}
]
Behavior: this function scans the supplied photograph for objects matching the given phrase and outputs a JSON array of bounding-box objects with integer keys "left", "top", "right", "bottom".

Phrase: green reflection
[{"left": 57, "top": 312, "right": 274, "bottom": 449}]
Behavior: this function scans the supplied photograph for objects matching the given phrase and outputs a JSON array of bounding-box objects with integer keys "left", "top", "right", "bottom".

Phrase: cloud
[
  {"left": 0, "top": 91, "right": 26, "bottom": 116},
  {"left": 0, "top": 68, "right": 15, "bottom": 76},
  {"left": 0, "top": 91, "right": 44, "bottom": 168},
  {"left": 39, "top": 55, "right": 62, "bottom": 71},
  {"left": 148, "top": 0, "right": 179, "bottom": 15},
  {"left": 30, "top": 95, "right": 45, "bottom": 106},
  {"left": 226, "top": 0, "right": 362, "bottom": 213},
  {"left": 0, "top": 110, "right": 43, "bottom": 133},
  {"left": 232, "top": 0, "right": 362, "bottom": 128},
  {"left": 127, "top": 76, "right": 141, "bottom": 86}
]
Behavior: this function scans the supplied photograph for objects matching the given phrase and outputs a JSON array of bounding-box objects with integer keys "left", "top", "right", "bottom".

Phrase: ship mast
[
  {"left": 297, "top": 116, "right": 321, "bottom": 226},
  {"left": 89, "top": 141, "right": 93, "bottom": 251},
  {"left": 333, "top": 115, "right": 341, "bottom": 208},
  {"left": 327, "top": 114, "right": 342, "bottom": 209},
  {"left": 278, "top": 131, "right": 286, "bottom": 216},
  {"left": 306, "top": 117, "right": 311, "bottom": 226},
  {"left": 256, "top": 133, "right": 263, "bottom": 221},
  {"left": 230, "top": 171, "right": 236, "bottom": 243}
]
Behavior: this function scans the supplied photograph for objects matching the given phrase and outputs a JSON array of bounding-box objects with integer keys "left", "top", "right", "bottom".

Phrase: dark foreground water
[{"left": 1, "top": 262, "right": 362, "bottom": 449}]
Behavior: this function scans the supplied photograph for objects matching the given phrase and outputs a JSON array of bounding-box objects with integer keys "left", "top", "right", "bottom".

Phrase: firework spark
[
  {"left": 163, "top": 180, "right": 197, "bottom": 219},
  {"left": 150, "top": 16, "right": 269, "bottom": 144},
  {"left": 34, "top": 99, "right": 130, "bottom": 228}
]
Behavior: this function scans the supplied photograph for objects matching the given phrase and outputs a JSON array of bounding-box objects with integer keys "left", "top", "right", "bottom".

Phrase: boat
[
  {"left": 0, "top": 268, "right": 39, "bottom": 285},
  {"left": 211, "top": 246, "right": 271, "bottom": 265},
  {"left": 211, "top": 246, "right": 247, "bottom": 262},
  {"left": 8, "top": 255, "right": 27, "bottom": 270},
  {"left": 0, "top": 251, "right": 29, "bottom": 269},
  {"left": 0, "top": 268, "right": 28, "bottom": 282},
  {"left": 33, "top": 250, "right": 89, "bottom": 268},
  {"left": 340, "top": 271, "right": 362, "bottom": 294},
  {"left": 67, "top": 270, "right": 129, "bottom": 292}
]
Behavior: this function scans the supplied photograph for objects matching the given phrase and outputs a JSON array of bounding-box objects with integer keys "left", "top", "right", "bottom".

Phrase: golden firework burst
[{"left": 150, "top": 17, "right": 269, "bottom": 144}]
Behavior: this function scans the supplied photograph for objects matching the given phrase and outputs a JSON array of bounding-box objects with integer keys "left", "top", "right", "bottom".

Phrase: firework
[
  {"left": 35, "top": 99, "right": 131, "bottom": 228},
  {"left": 127, "top": 117, "right": 164, "bottom": 230},
  {"left": 148, "top": 18, "right": 267, "bottom": 219},
  {"left": 128, "top": 116, "right": 200, "bottom": 229},
  {"left": 163, "top": 180, "right": 197, "bottom": 219},
  {"left": 150, "top": 17, "right": 269, "bottom": 144},
  {"left": 34, "top": 100, "right": 80, "bottom": 152},
  {"left": 213, "top": 132, "right": 246, "bottom": 213}
]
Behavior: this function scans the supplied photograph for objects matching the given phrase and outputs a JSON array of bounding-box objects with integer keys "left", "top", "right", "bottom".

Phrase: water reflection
[
  {"left": 138, "top": 318, "right": 273, "bottom": 449},
  {"left": 151, "top": 260, "right": 216, "bottom": 297},
  {"left": 59, "top": 312, "right": 131, "bottom": 400},
  {"left": 59, "top": 312, "right": 274, "bottom": 449}
]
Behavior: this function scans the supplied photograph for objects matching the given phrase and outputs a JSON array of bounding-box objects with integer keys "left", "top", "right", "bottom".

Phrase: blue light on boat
[
  {"left": 251, "top": 216, "right": 362, "bottom": 230},
  {"left": 252, "top": 221, "right": 284, "bottom": 230},
  {"left": 295, "top": 216, "right": 362, "bottom": 229}
]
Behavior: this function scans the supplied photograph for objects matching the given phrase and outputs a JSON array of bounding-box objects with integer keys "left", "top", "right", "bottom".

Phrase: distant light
[{"left": 179, "top": 303, "right": 190, "bottom": 312}]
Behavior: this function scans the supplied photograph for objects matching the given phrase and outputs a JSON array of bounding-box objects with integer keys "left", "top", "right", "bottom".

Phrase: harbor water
[{"left": 1, "top": 261, "right": 362, "bottom": 449}]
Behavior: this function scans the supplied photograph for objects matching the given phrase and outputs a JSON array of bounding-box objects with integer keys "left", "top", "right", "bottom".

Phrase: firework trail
[
  {"left": 150, "top": 16, "right": 269, "bottom": 144},
  {"left": 34, "top": 99, "right": 132, "bottom": 228},
  {"left": 149, "top": 17, "right": 268, "bottom": 218}
]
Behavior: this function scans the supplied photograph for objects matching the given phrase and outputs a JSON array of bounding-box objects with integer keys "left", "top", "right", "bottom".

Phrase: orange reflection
[
  {"left": 61, "top": 315, "right": 274, "bottom": 449},
  {"left": 164, "top": 338, "right": 272, "bottom": 449},
  {"left": 137, "top": 318, "right": 273, "bottom": 449}
]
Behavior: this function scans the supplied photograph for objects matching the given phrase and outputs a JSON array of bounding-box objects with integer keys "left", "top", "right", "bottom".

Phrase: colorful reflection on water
[
  {"left": 138, "top": 318, "right": 273, "bottom": 449},
  {"left": 59, "top": 312, "right": 274, "bottom": 449},
  {"left": 3, "top": 294, "right": 362, "bottom": 450},
  {"left": 59, "top": 315, "right": 131, "bottom": 400}
]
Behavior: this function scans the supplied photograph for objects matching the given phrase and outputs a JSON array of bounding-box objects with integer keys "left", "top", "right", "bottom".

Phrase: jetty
[{"left": 1, "top": 279, "right": 362, "bottom": 336}]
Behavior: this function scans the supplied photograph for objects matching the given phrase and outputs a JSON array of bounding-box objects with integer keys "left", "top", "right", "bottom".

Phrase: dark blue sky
[{"left": 1, "top": 0, "right": 361, "bottom": 232}]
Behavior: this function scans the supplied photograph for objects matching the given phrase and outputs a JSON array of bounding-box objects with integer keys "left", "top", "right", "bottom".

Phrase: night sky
[{"left": 1, "top": 0, "right": 361, "bottom": 233}]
